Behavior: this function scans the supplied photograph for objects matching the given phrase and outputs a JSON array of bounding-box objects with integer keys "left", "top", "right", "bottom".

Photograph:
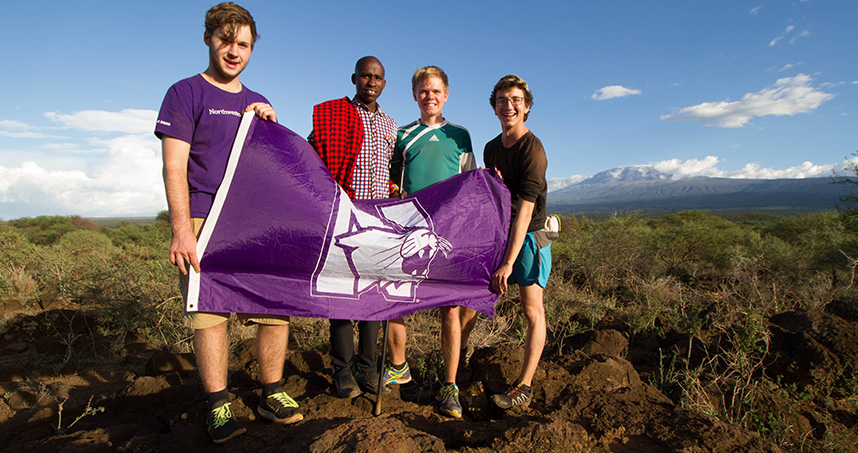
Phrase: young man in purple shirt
[{"left": 155, "top": 2, "right": 301, "bottom": 444}]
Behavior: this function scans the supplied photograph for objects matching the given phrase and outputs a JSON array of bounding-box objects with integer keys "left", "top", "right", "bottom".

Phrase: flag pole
[{"left": 373, "top": 320, "right": 389, "bottom": 416}]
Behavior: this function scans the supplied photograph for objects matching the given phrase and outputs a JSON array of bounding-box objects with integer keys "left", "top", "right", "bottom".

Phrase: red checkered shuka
[{"left": 308, "top": 97, "right": 364, "bottom": 199}]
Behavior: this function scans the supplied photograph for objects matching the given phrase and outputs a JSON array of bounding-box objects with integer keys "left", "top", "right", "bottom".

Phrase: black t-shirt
[{"left": 484, "top": 131, "right": 548, "bottom": 232}]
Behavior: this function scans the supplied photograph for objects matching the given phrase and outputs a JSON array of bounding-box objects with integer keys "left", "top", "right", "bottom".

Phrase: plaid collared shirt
[{"left": 351, "top": 96, "right": 397, "bottom": 200}]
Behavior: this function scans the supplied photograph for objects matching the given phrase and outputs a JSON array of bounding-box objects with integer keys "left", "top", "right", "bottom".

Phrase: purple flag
[{"left": 187, "top": 113, "right": 509, "bottom": 321}]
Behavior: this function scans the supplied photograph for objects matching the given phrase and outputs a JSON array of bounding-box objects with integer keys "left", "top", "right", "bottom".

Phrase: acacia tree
[{"left": 833, "top": 152, "right": 858, "bottom": 233}]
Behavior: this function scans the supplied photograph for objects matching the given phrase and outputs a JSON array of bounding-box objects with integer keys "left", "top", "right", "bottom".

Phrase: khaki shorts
[{"left": 181, "top": 217, "right": 290, "bottom": 330}]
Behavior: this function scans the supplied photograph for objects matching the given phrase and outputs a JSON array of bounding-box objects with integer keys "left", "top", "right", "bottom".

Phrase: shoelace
[
  {"left": 268, "top": 392, "right": 298, "bottom": 409},
  {"left": 210, "top": 402, "right": 234, "bottom": 428},
  {"left": 506, "top": 385, "right": 529, "bottom": 404},
  {"left": 384, "top": 363, "right": 408, "bottom": 383}
]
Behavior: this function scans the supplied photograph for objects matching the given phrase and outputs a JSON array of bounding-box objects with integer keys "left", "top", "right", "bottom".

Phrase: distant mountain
[
  {"left": 547, "top": 175, "right": 587, "bottom": 192},
  {"left": 576, "top": 165, "right": 672, "bottom": 185},
  {"left": 548, "top": 166, "right": 853, "bottom": 214}
]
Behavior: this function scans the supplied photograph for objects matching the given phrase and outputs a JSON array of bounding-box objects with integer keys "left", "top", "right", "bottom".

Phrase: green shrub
[
  {"left": 649, "top": 211, "right": 755, "bottom": 284},
  {"left": 568, "top": 213, "right": 653, "bottom": 295},
  {"left": 8, "top": 216, "right": 80, "bottom": 246},
  {"left": 0, "top": 223, "right": 40, "bottom": 305}
]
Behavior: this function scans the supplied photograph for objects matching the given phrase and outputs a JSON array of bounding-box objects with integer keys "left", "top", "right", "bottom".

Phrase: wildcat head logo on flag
[
  {"left": 186, "top": 113, "right": 509, "bottom": 321},
  {"left": 313, "top": 197, "right": 451, "bottom": 302}
]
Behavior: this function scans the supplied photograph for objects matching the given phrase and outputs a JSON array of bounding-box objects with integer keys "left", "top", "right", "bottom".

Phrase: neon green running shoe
[
  {"left": 206, "top": 401, "right": 246, "bottom": 444},
  {"left": 382, "top": 361, "right": 412, "bottom": 386},
  {"left": 258, "top": 391, "right": 303, "bottom": 425},
  {"left": 437, "top": 383, "right": 462, "bottom": 419}
]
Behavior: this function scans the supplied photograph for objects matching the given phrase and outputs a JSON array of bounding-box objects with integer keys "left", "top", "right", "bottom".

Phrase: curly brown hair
[
  {"left": 204, "top": 2, "right": 259, "bottom": 48},
  {"left": 489, "top": 74, "right": 534, "bottom": 121}
]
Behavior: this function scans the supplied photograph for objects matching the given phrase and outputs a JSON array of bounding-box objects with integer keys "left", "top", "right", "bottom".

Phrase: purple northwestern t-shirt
[{"left": 155, "top": 74, "right": 269, "bottom": 218}]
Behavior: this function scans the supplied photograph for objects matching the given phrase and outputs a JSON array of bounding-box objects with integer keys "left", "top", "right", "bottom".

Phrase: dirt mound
[
  {"left": 1, "top": 308, "right": 857, "bottom": 451},
  {"left": 768, "top": 310, "right": 858, "bottom": 391}
]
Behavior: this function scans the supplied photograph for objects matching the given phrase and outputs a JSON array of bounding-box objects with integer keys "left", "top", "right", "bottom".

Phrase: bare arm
[
  {"left": 491, "top": 199, "right": 535, "bottom": 295},
  {"left": 162, "top": 136, "right": 199, "bottom": 275}
]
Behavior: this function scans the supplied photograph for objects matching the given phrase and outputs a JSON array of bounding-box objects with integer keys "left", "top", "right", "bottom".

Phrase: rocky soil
[{"left": 1, "top": 307, "right": 857, "bottom": 452}]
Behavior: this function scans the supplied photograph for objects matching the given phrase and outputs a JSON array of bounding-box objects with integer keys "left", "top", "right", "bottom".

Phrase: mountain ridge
[{"left": 547, "top": 166, "right": 853, "bottom": 214}]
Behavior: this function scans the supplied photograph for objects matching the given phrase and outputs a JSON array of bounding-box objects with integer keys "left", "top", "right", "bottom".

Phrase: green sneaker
[
  {"left": 258, "top": 391, "right": 303, "bottom": 425},
  {"left": 382, "top": 361, "right": 412, "bottom": 386},
  {"left": 206, "top": 401, "right": 246, "bottom": 444},
  {"left": 437, "top": 383, "right": 463, "bottom": 419}
]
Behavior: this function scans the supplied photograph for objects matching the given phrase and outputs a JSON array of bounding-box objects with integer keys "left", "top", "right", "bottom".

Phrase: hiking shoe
[
  {"left": 491, "top": 382, "right": 532, "bottom": 409},
  {"left": 334, "top": 373, "right": 361, "bottom": 399},
  {"left": 382, "top": 362, "right": 412, "bottom": 386},
  {"left": 258, "top": 391, "right": 303, "bottom": 425},
  {"left": 437, "top": 383, "right": 463, "bottom": 419},
  {"left": 206, "top": 401, "right": 246, "bottom": 444},
  {"left": 456, "top": 345, "right": 473, "bottom": 384},
  {"left": 355, "top": 370, "right": 380, "bottom": 394}
]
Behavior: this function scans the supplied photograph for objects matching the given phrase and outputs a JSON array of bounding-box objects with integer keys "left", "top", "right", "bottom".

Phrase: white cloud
[
  {"left": 779, "top": 63, "right": 794, "bottom": 72},
  {"left": 548, "top": 175, "right": 589, "bottom": 192},
  {"left": 0, "top": 130, "right": 57, "bottom": 139},
  {"left": 0, "top": 133, "right": 165, "bottom": 217},
  {"left": 0, "top": 119, "right": 61, "bottom": 139},
  {"left": 771, "top": 23, "right": 814, "bottom": 47},
  {"left": 0, "top": 120, "right": 35, "bottom": 131},
  {"left": 750, "top": 6, "right": 761, "bottom": 15},
  {"left": 0, "top": 108, "right": 166, "bottom": 218},
  {"left": 730, "top": 161, "right": 834, "bottom": 179},
  {"left": 660, "top": 73, "right": 835, "bottom": 128},
  {"left": 549, "top": 157, "right": 841, "bottom": 191},
  {"left": 790, "top": 30, "right": 811, "bottom": 44},
  {"left": 769, "top": 24, "right": 811, "bottom": 46},
  {"left": 42, "top": 143, "right": 80, "bottom": 151},
  {"left": 591, "top": 85, "right": 642, "bottom": 101},
  {"left": 651, "top": 156, "right": 726, "bottom": 179},
  {"left": 645, "top": 156, "right": 836, "bottom": 180},
  {"left": 819, "top": 81, "right": 843, "bottom": 88},
  {"left": 45, "top": 109, "right": 156, "bottom": 134}
]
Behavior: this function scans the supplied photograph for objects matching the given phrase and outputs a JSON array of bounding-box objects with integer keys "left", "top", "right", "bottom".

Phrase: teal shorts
[{"left": 510, "top": 232, "right": 552, "bottom": 288}]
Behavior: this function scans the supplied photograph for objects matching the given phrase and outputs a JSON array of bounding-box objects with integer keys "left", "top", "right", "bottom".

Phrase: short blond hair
[{"left": 412, "top": 66, "right": 449, "bottom": 94}]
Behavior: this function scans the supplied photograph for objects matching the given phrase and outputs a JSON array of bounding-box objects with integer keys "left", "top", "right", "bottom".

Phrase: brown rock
[
  {"left": 122, "top": 374, "right": 181, "bottom": 398},
  {"left": 493, "top": 419, "right": 596, "bottom": 453},
  {"left": 144, "top": 350, "right": 196, "bottom": 375},
  {"left": 307, "top": 417, "right": 445, "bottom": 453},
  {"left": 568, "top": 354, "right": 642, "bottom": 391},
  {"left": 581, "top": 329, "right": 628, "bottom": 356},
  {"left": 7, "top": 389, "right": 53, "bottom": 410},
  {"left": 2, "top": 342, "right": 29, "bottom": 354}
]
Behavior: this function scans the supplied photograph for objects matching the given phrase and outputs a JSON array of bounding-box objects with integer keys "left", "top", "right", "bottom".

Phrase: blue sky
[{"left": 1, "top": 0, "right": 855, "bottom": 218}]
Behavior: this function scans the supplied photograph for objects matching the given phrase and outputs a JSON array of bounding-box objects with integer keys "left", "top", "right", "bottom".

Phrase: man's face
[
  {"left": 353, "top": 59, "right": 386, "bottom": 105},
  {"left": 205, "top": 24, "right": 253, "bottom": 82},
  {"left": 414, "top": 77, "right": 448, "bottom": 119},
  {"left": 494, "top": 87, "right": 530, "bottom": 130}
]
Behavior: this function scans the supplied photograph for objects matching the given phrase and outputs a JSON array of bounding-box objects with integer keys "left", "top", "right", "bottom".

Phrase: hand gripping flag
[{"left": 186, "top": 113, "right": 510, "bottom": 321}]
